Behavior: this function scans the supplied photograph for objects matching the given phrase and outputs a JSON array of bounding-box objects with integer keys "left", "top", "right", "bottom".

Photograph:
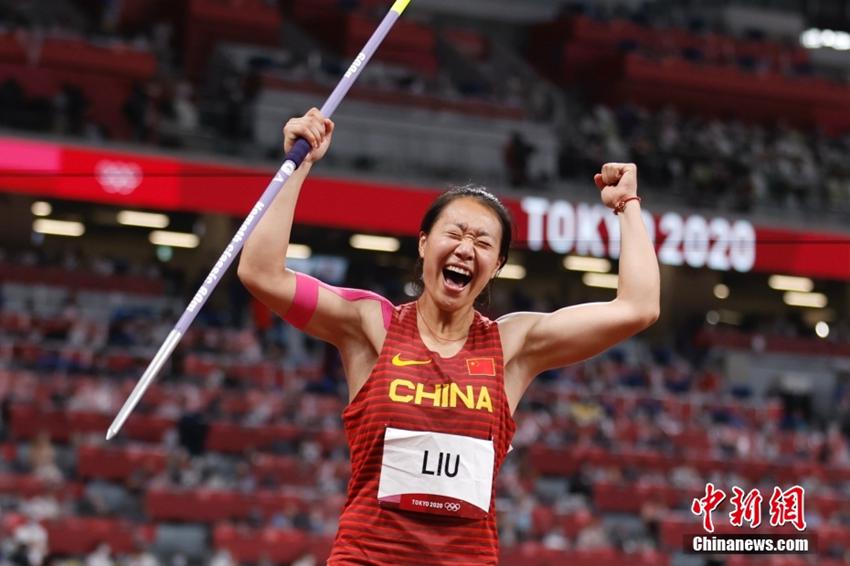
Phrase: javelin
[{"left": 107, "top": 0, "right": 412, "bottom": 440}]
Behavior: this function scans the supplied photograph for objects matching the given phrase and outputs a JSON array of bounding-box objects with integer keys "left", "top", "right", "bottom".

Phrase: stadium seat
[
  {"left": 206, "top": 421, "right": 301, "bottom": 453},
  {"left": 213, "top": 523, "right": 309, "bottom": 563},
  {"left": 43, "top": 517, "right": 139, "bottom": 555},
  {"left": 76, "top": 444, "right": 168, "bottom": 481}
]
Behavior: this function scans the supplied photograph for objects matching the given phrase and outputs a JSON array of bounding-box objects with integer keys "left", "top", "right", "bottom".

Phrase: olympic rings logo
[
  {"left": 445, "top": 502, "right": 461, "bottom": 513},
  {"left": 95, "top": 160, "right": 143, "bottom": 195}
]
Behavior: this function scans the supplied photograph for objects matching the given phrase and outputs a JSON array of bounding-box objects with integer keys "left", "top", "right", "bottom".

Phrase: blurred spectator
[
  {"left": 11, "top": 514, "right": 47, "bottom": 566},
  {"left": 20, "top": 493, "right": 61, "bottom": 522},
  {"left": 503, "top": 131, "right": 535, "bottom": 187},
  {"left": 0, "top": 78, "right": 25, "bottom": 129},
  {"left": 85, "top": 544, "right": 114, "bottom": 566},
  {"left": 124, "top": 83, "right": 152, "bottom": 143},
  {"left": 52, "top": 84, "right": 88, "bottom": 136},
  {"left": 29, "top": 432, "right": 62, "bottom": 483},
  {"left": 542, "top": 527, "right": 570, "bottom": 550},
  {"left": 177, "top": 410, "right": 208, "bottom": 457},
  {"left": 172, "top": 81, "right": 199, "bottom": 133},
  {"left": 127, "top": 549, "right": 160, "bottom": 566},
  {"left": 292, "top": 555, "right": 317, "bottom": 566},
  {"left": 158, "top": 81, "right": 200, "bottom": 147},
  {"left": 209, "top": 550, "right": 236, "bottom": 566},
  {"left": 575, "top": 517, "right": 609, "bottom": 550}
]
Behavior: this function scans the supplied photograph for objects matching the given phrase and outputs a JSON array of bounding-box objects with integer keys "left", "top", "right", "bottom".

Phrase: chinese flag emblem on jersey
[{"left": 466, "top": 358, "right": 495, "bottom": 376}]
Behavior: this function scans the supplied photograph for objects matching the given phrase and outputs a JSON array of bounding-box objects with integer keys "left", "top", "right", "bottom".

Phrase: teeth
[{"left": 446, "top": 266, "right": 471, "bottom": 277}]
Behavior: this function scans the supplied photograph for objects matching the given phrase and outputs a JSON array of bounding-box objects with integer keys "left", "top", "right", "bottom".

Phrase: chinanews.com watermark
[
  {"left": 686, "top": 483, "right": 816, "bottom": 555},
  {"left": 687, "top": 534, "right": 811, "bottom": 554}
]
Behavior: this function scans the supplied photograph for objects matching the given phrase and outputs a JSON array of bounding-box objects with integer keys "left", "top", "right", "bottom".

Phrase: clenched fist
[
  {"left": 593, "top": 163, "right": 638, "bottom": 211},
  {"left": 283, "top": 107, "right": 335, "bottom": 164}
]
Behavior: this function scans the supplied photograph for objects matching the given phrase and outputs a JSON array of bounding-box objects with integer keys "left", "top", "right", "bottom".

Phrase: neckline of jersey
[{"left": 413, "top": 301, "right": 477, "bottom": 361}]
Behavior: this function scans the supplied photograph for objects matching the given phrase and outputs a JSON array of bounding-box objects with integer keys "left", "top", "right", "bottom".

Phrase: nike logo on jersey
[{"left": 392, "top": 354, "right": 432, "bottom": 367}]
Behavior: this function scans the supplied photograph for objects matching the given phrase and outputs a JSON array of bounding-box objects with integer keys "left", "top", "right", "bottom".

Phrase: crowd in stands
[
  {"left": 0, "top": 0, "right": 848, "bottom": 221},
  {"left": 2, "top": 246, "right": 850, "bottom": 564},
  {"left": 531, "top": 5, "right": 850, "bottom": 216},
  {"left": 552, "top": 3, "right": 816, "bottom": 78},
  {"left": 0, "top": 0, "right": 543, "bottom": 159},
  {"left": 11, "top": 67, "right": 850, "bottom": 217},
  {"left": 558, "top": 102, "right": 850, "bottom": 214}
]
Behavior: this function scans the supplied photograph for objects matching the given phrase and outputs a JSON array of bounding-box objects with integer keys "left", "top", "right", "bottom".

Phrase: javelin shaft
[{"left": 107, "top": 0, "right": 412, "bottom": 440}]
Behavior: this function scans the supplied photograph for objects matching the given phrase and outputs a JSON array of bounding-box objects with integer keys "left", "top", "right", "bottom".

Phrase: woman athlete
[{"left": 238, "top": 108, "right": 660, "bottom": 565}]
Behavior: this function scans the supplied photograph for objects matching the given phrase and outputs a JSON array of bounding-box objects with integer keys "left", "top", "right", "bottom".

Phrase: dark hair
[
  {"left": 419, "top": 184, "right": 513, "bottom": 267},
  {"left": 413, "top": 184, "right": 513, "bottom": 306}
]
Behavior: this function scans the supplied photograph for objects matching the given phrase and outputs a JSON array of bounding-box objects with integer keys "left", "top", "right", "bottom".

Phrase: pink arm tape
[{"left": 286, "top": 272, "right": 393, "bottom": 330}]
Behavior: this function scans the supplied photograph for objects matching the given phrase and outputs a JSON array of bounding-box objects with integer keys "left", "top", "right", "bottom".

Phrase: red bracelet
[{"left": 613, "top": 195, "right": 641, "bottom": 215}]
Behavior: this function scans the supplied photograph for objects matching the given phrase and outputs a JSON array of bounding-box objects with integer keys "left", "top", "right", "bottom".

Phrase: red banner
[{"left": 0, "top": 136, "right": 848, "bottom": 280}]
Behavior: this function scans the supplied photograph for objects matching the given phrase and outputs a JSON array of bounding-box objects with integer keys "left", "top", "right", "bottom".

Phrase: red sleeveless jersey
[{"left": 328, "top": 302, "right": 516, "bottom": 565}]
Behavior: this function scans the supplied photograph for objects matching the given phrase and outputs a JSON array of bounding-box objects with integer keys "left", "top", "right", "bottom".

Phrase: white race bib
[{"left": 377, "top": 427, "right": 495, "bottom": 519}]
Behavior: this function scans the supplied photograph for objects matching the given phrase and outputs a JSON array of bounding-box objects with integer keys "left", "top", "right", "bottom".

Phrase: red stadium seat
[
  {"left": 252, "top": 490, "right": 312, "bottom": 519},
  {"left": 9, "top": 404, "right": 171, "bottom": 444},
  {"left": 1, "top": 512, "right": 26, "bottom": 539},
  {"left": 620, "top": 447, "right": 676, "bottom": 473},
  {"left": 527, "top": 444, "right": 610, "bottom": 476},
  {"left": 121, "top": 414, "right": 175, "bottom": 443},
  {"left": 39, "top": 38, "right": 156, "bottom": 82},
  {"left": 558, "top": 510, "right": 593, "bottom": 537},
  {"left": 443, "top": 28, "right": 489, "bottom": 60},
  {"left": 183, "top": 353, "right": 219, "bottom": 378},
  {"left": 0, "top": 310, "right": 32, "bottom": 333},
  {"left": 43, "top": 518, "right": 139, "bottom": 555},
  {"left": 252, "top": 454, "right": 316, "bottom": 486},
  {"left": 207, "top": 422, "right": 301, "bottom": 453},
  {"left": 146, "top": 487, "right": 311, "bottom": 522},
  {"left": 571, "top": 548, "right": 621, "bottom": 566},
  {"left": 261, "top": 73, "right": 525, "bottom": 120},
  {"left": 9, "top": 404, "right": 45, "bottom": 440},
  {"left": 593, "top": 481, "right": 643, "bottom": 513},
  {"left": 228, "top": 361, "right": 280, "bottom": 388},
  {"left": 77, "top": 444, "right": 168, "bottom": 481},
  {"left": 671, "top": 428, "right": 711, "bottom": 451},
  {"left": 184, "top": 0, "right": 282, "bottom": 76},
  {"left": 147, "top": 488, "right": 238, "bottom": 522},
  {"left": 818, "top": 523, "right": 850, "bottom": 550},
  {"left": 0, "top": 474, "right": 50, "bottom": 497},
  {"left": 213, "top": 524, "right": 309, "bottom": 564},
  {"left": 0, "top": 474, "right": 83, "bottom": 500},
  {"left": 105, "top": 352, "right": 141, "bottom": 374},
  {"left": 0, "top": 31, "right": 27, "bottom": 65},
  {"left": 499, "top": 542, "right": 565, "bottom": 566},
  {"left": 501, "top": 545, "right": 653, "bottom": 566},
  {"left": 303, "top": 534, "right": 334, "bottom": 563},
  {"left": 531, "top": 504, "right": 555, "bottom": 538},
  {"left": 0, "top": 443, "right": 15, "bottom": 462},
  {"left": 0, "top": 263, "right": 164, "bottom": 295}
]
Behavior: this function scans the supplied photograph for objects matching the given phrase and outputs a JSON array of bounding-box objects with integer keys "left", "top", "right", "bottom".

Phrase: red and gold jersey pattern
[{"left": 328, "top": 302, "right": 516, "bottom": 565}]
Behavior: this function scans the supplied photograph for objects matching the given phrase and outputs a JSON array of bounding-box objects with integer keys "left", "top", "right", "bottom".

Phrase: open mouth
[{"left": 442, "top": 265, "right": 473, "bottom": 290}]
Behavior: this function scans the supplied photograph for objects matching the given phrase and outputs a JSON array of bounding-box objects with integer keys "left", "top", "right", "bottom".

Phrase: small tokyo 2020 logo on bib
[{"left": 377, "top": 427, "right": 495, "bottom": 520}]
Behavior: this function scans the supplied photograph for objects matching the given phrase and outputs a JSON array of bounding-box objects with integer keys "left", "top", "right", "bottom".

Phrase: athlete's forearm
[
  {"left": 238, "top": 162, "right": 312, "bottom": 280},
  {"left": 615, "top": 202, "right": 660, "bottom": 323}
]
